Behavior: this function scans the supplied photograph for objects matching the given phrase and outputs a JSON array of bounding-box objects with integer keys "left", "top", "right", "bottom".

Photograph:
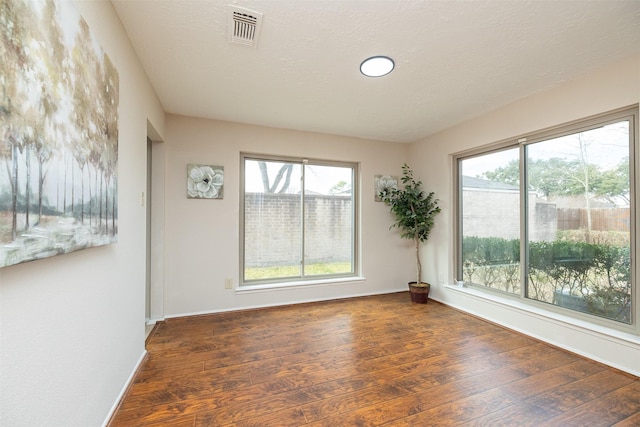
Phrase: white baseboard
[
  {"left": 164, "top": 288, "right": 404, "bottom": 319},
  {"left": 101, "top": 349, "right": 148, "bottom": 427},
  {"left": 431, "top": 288, "right": 640, "bottom": 377}
]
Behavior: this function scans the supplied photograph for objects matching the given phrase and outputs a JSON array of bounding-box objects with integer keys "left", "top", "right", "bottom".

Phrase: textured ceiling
[{"left": 111, "top": 0, "right": 640, "bottom": 143}]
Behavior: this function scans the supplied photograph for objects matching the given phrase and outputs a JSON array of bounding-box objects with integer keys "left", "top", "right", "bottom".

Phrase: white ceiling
[{"left": 111, "top": 0, "right": 640, "bottom": 143}]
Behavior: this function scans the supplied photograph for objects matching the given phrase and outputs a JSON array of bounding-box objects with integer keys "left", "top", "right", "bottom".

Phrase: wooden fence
[{"left": 557, "top": 208, "right": 630, "bottom": 232}]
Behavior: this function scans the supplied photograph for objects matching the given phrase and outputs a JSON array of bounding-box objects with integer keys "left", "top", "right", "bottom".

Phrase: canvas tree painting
[{"left": 0, "top": 0, "right": 119, "bottom": 268}]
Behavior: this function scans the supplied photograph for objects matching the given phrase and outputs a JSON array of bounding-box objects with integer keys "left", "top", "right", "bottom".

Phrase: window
[
  {"left": 241, "top": 154, "right": 358, "bottom": 286},
  {"left": 459, "top": 147, "right": 521, "bottom": 295},
  {"left": 456, "top": 107, "right": 637, "bottom": 325}
]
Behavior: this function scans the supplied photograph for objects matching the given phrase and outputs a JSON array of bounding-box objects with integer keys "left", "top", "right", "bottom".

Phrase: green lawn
[{"left": 245, "top": 262, "right": 352, "bottom": 280}]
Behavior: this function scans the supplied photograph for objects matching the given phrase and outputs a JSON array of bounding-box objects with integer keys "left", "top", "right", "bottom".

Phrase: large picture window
[
  {"left": 456, "top": 107, "right": 637, "bottom": 325},
  {"left": 241, "top": 154, "right": 357, "bottom": 286}
]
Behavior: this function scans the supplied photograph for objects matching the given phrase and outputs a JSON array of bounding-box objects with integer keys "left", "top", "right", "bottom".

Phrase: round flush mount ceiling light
[{"left": 360, "top": 56, "right": 395, "bottom": 77}]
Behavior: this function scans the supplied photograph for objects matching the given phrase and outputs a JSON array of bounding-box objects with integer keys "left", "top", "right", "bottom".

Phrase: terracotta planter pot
[{"left": 408, "top": 282, "right": 430, "bottom": 304}]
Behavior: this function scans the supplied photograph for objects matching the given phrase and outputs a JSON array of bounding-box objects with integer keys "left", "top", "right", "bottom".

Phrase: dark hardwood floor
[{"left": 109, "top": 292, "right": 640, "bottom": 426}]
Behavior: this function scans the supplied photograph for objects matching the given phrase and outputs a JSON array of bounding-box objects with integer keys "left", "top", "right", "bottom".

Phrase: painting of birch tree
[{"left": 0, "top": 0, "right": 119, "bottom": 268}]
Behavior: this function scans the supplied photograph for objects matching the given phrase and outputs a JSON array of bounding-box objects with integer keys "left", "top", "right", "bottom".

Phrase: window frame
[
  {"left": 453, "top": 106, "right": 638, "bottom": 331},
  {"left": 240, "top": 153, "right": 360, "bottom": 288},
  {"left": 454, "top": 143, "right": 522, "bottom": 299}
]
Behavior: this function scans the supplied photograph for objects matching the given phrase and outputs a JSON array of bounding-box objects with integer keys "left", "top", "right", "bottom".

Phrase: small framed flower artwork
[
  {"left": 374, "top": 175, "right": 398, "bottom": 202},
  {"left": 187, "top": 164, "right": 224, "bottom": 199}
]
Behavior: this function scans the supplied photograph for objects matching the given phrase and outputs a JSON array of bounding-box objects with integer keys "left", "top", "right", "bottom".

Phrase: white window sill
[
  {"left": 443, "top": 283, "right": 640, "bottom": 346},
  {"left": 237, "top": 276, "right": 366, "bottom": 293}
]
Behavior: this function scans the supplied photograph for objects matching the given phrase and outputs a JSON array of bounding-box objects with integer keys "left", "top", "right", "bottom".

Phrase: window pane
[
  {"left": 525, "top": 121, "right": 632, "bottom": 324},
  {"left": 242, "top": 156, "right": 357, "bottom": 285},
  {"left": 303, "top": 164, "right": 354, "bottom": 276},
  {"left": 460, "top": 148, "right": 521, "bottom": 294},
  {"left": 244, "top": 159, "right": 302, "bottom": 281}
]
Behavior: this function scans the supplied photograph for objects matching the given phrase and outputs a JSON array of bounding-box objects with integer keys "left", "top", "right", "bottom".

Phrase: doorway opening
[{"left": 145, "top": 137, "right": 153, "bottom": 337}]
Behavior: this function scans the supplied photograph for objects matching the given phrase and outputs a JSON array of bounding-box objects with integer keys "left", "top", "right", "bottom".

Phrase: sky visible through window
[
  {"left": 244, "top": 160, "right": 352, "bottom": 195},
  {"left": 462, "top": 122, "right": 628, "bottom": 179}
]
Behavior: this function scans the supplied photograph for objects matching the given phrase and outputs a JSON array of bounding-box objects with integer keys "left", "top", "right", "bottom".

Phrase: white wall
[
  {"left": 0, "top": 1, "right": 164, "bottom": 426},
  {"left": 163, "top": 115, "right": 413, "bottom": 317},
  {"left": 410, "top": 55, "right": 640, "bottom": 376}
]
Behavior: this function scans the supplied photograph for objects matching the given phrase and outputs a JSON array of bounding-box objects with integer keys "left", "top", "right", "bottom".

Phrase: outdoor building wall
[
  {"left": 303, "top": 195, "right": 352, "bottom": 264},
  {"left": 462, "top": 188, "right": 556, "bottom": 241},
  {"left": 532, "top": 202, "right": 558, "bottom": 242},
  {"left": 462, "top": 188, "right": 520, "bottom": 240},
  {"left": 244, "top": 193, "right": 302, "bottom": 267},
  {"left": 244, "top": 193, "right": 352, "bottom": 267}
]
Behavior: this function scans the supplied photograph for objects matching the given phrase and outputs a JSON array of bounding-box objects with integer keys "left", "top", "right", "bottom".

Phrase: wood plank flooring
[{"left": 109, "top": 292, "right": 640, "bottom": 426}]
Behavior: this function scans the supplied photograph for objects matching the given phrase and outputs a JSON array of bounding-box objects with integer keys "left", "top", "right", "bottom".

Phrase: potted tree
[{"left": 379, "top": 164, "right": 441, "bottom": 303}]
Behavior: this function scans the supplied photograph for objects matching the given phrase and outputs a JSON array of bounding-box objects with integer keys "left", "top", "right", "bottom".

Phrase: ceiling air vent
[{"left": 228, "top": 6, "right": 263, "bottom": 48}]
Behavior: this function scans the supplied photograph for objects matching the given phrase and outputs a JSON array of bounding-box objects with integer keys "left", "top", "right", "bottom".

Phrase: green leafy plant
[
  {"left": 379, "top": 164, "right": 441, "bottom": 284},
  {"left": 462, "top": 236, "right": 631, "bottom": 323}
]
